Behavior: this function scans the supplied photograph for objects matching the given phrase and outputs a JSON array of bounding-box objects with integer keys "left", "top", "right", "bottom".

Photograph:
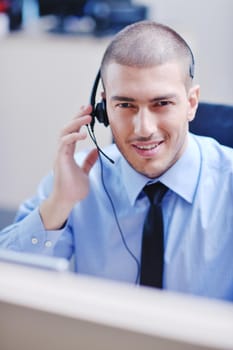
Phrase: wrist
[{"left": 39, "top": 195, "right": 74, "bottom": 230}]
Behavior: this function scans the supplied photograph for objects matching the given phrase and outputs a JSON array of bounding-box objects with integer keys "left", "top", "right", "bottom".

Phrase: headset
[
  {"left": 90, "top": 69, "right": 109, "bottom": 131},
  {"left": 189, "top": 48, "right": 195, "bottom": 80},
  {"left": 87, "top": 69, "right": 140, "bottom": 284}
]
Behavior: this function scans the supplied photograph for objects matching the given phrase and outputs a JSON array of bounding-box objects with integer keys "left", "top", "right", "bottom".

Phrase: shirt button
[
  {"left": 31, "top": 237, "right": 38, "bottom": 245},
  {"left": 44, "top": 240, "right": 52, "bottom": 248}
]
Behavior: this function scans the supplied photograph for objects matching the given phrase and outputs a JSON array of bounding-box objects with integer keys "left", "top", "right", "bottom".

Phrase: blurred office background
[{"left": 0, "top": 0, "right": 233, "bottom": 226}]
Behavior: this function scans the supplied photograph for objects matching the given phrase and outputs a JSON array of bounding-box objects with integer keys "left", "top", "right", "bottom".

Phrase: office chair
[{"left": 190, "top": 102, "right": 233, "bottom": 148}]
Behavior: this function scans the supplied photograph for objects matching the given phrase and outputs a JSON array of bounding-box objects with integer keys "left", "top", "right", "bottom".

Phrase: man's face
[{"left": 103, "top": 62, "right": 199, "bottom": 178}]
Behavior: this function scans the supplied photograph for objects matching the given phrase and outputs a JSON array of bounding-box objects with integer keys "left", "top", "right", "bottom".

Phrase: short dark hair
[{"left": 100, "top": 20, "right": 194, "bottom": 89}]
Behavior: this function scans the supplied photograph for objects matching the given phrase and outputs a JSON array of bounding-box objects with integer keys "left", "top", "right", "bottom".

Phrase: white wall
[
  {"left": 144, "top": 0, "right": 233, "bottom": 104},
  {"left": 0, "top": 0, "right": 233, "bottom": 209},
  {"left": 0, "top": 35, "right": 113, "bottom": 208}
]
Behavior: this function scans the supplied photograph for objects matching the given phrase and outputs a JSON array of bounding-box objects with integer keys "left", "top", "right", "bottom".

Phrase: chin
[
  {"left": 143, "top": 170, "right": 163, "bottom": 179},
  {"left": 132, "top": 161, "right": 165, "bottom": 179}
]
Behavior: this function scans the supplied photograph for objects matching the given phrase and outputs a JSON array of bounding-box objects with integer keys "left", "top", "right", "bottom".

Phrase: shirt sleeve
[{"left": 0, "top": 173, "right": 74, "bottom": 260}]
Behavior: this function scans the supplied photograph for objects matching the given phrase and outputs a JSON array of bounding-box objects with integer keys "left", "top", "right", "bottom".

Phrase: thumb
[{"left": 82, "top": 148, "right": 99, "bottom": 174}]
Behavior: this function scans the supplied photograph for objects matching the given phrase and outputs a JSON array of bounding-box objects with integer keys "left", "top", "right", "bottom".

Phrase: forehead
[{"left": 103, "top": 62, "right": 187, "bottom": 97}]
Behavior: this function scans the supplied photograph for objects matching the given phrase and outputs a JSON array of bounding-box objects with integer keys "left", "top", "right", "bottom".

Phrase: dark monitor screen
[{"left": 38, "top": 0, "right": 87, "bottom": 17}]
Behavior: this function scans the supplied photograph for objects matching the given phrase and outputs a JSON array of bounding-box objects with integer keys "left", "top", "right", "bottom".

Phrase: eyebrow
[
  {"left": 111, "top": 96, "right": 135, "bottom": 102},
  {"left": 150, "top": 94, "right": 177, "bottom": 102},
  {"left": 110, "top": 94, "right": 178, "bottom": 102}
]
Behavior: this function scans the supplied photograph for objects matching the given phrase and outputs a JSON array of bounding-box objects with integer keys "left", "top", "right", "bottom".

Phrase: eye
[
  {"left": 117, "top": 102, "right": 134, "bottom": 108},
  {"left": 155, "top": 100, "right": 171, "bottom": 107}
]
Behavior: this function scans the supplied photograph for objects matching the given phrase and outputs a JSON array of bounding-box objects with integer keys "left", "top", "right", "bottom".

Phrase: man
[{"left": 1, "top": 21, "right": 233, "bottom": 301}]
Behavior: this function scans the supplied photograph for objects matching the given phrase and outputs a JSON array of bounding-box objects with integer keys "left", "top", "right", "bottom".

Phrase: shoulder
[
  {"left": 190, "top": 136, "right": 233, "bottom": 205},
  {"left": 191, "top": 134, "right": 233, "bottom": 197},
  {"left": 191, "top": 134, "right": 233, "bottom": 171}
]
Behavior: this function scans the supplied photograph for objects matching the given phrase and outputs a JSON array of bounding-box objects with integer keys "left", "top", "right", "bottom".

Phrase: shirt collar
[{"left": 120, "top": 134, "right": 201, "bottom": 205}]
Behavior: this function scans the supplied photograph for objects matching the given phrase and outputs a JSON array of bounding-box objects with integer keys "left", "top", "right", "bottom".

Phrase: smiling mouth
[{"left": 134, "top": 141, "right": 163, "bottom": 150}]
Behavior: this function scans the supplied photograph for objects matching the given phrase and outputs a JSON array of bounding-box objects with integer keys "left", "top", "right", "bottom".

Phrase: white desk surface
[{"left": 0, "top": 262, "right": 233, "bottom": 350}]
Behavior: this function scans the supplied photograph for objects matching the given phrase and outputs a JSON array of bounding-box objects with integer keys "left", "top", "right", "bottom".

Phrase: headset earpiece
[
  {"left": 94, "top": 99, "right": 109, "bottom": 127},
  {"left": 90, "top": 70, "right": 109, "bottom": 130}
]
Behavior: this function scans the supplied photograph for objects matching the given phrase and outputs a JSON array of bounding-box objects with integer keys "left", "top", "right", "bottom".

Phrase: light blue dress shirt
[{"left": 1, "top": 133, "right": 233, "bottom": 301}]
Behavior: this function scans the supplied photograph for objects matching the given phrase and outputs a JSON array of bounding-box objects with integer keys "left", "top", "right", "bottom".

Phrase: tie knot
[{"left": 144, "top": 182, "right": 168, "bottom": 205}]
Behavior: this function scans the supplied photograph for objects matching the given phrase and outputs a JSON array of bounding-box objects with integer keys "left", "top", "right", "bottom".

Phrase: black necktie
[{"left": 140, "top": 182, "right": 168, "bottom": 288}]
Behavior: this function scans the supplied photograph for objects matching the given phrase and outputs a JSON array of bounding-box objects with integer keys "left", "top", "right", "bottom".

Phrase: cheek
[
  {"left": 109, "top": 114, "right": 131, "bottom": 137},
  {"left": 166, "top": 119, "right": 189, "bottom": 157},
  {"left": 161, "top": 110, "right": 189, "bottom": 134},
  {"left": 111, "top": 126, "right": 128, "bottom": 149}
]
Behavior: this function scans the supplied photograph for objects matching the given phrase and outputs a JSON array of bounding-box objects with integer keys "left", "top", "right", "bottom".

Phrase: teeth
[{"left": 137, "top": 144, "right": 158, "bottom": 150}]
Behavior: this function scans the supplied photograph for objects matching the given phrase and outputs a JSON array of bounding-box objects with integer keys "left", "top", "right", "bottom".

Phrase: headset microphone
[
  {"left": 86, "top": 127, "right": 115, "bottom": 164},
  {"left": 87, "top": 69, "right": 114, "bottom": 164},
  {"left": 87, "top": 69, "right": 140, "bottom": 283}
]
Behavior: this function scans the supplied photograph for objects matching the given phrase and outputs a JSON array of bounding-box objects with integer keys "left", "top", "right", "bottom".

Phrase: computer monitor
[
  {"left": 0, "top": 248, "right": 69, "bottom": 272},
  {"left": 0, "top": 260, "right": 233, "bottom": 350}
]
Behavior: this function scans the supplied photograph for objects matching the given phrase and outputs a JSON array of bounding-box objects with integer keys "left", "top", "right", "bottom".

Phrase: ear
[{"left": 187, "top": 84, "right": 200, "bottom": 122}]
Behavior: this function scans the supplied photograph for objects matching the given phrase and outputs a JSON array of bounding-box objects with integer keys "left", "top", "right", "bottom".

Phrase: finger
[
  {"left": 82, "top": 148, "right": 99, "bottom": 174},
  {"left": 58, "top": 130, "right": 87, "bottom": 155},
  {"left": 78, "top": 104, "right": 93, "bottom": 116},
  {"left": 60, "top": 115, "right": 91, "bottom": 137},
  {"left": 60, "top": 105, "right": 93, "bottom": 137},
  {"left": 73, "top": 104, "right": 93, "bottom": 121},
  {"left": 61, "top": 129, "right": 87, "bottom": 146}
]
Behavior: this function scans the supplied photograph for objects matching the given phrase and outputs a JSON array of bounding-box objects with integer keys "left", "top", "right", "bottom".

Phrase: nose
[{"left": 133, "top": 107, "right": 157, "bottom": 137}]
